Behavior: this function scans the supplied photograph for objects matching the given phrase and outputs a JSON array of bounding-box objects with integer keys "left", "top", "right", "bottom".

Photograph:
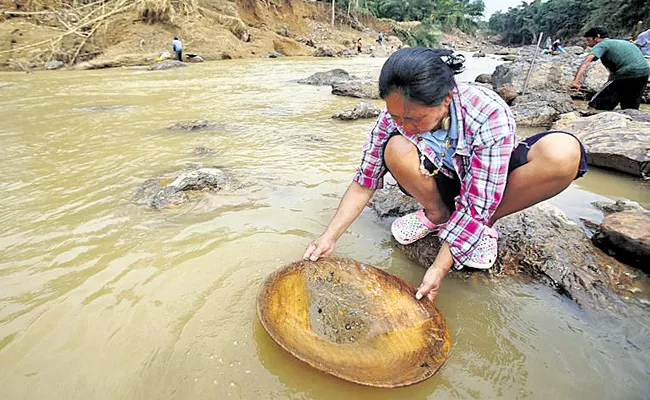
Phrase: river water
[{"left": 0, "top": 55, "right": 648, "bottom": 399}]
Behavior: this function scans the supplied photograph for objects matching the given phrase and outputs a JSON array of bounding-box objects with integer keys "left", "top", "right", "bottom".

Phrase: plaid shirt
[{"left": 353, "top": 83, "right": 517, "bottom": 265}]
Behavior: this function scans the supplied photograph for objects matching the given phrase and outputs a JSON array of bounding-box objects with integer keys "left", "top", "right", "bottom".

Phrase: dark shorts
[
  {"left": 382, "top": 131, "right": 589, "bottom": 212},
  {"left": 588, "top": 75, "right": 649, "bottom": 110}
]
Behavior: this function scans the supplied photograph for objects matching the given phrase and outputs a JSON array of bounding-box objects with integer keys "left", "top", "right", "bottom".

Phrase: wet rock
[
  {"left": 147, "top": 168, "right": 228, "bottom": 209},
  {"left": 473, "top": 51, "right": 486, "bottom": 58},
  {"left": 565, "top": 46, "right": 586, "bottom": 55},
  {"left": 150, "top": 60, "right": 186, "bottom": 70},
  {"left": 332, "top": 101, "right": 381, "bottom": 120},
  {"left": 475, "top": 74, "right": 493, "bottom": 84},
  {"left": 510, "top": 91, "right": 576, "bottom": 127},
  {"left": 370, "top": 184, "right": 649, "bottom": 309},
  {"left": 298, "top": 69, "right": 352, "bottom": 86},
  {"left": 168, "top": 119, "right": 214, "bottom": 131},
  {"left": 552, "top": 112, "right": 650, "bottom": 178},
  {"left": 193, "top": 146, "right": 216, "bottom": 156},
  {"left": 501, "top": 55, "right": 518, "bottom": 62},
  {"left": 592, "top": 199, "right": 645, "bottom": 214},
  {"left": 132, "top": 178, "right": 163, "bottom": 206},
  {"left": 331, "top": 80, "right": 379, "bottom": 99},
  {"left": 45, "top": 60, "right": 64, "bottom": 70},
  {"left": 269, "top": 52, "right": 284, "bottom": 58},
  {"left": 592, "top": 210, "right": 650, "bottom": 272},
  {"left": 617, "top": 109, "right": 650, "bottom": 123},
  {"left": 370, "top": 47, "right": 388, "bottom": 58},
  {"left": 314, "top": 46, "right": 342, "bottom": 57},
  {"left": 73, "top": 105, "right": 134, "bottom": 113},
  {"left": 186, "top": 54, "right": 204, "bottom": 63},
  {"left": 495, "top": 85, "right": 518, "bottom": 103}
]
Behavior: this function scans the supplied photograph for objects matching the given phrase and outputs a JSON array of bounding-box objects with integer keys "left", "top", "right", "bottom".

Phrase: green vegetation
[
  {"left": 488, "top": 0, "right": 650, "bottom": 45},
  {"left": 322, "top": 0, "right": 485, "bottom": 47}
]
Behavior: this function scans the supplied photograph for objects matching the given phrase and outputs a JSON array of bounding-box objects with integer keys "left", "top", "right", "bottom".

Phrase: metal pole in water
[{"left": 522, "top": 32, "right": 544, "bottom": 96}]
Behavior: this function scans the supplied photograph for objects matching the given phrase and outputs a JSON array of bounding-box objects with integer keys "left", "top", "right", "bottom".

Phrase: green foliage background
[
  {"left": 318, "top": 0, "right": 486, "bottom": 47},
  {"left": 488, "top": 0, "right": 650, "bottom": 45}
]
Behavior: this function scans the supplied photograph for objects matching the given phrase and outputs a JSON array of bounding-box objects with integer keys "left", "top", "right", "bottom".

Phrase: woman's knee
[
  {"left": 529, "top": 133, "right": 581, "bottom": 176},
  {"left": 384, "top": 135, "right": 417, "bottom": 171}
]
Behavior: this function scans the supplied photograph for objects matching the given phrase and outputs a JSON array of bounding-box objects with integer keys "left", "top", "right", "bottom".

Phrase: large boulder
[
  {"left": 332, "top": 101, "right": 381, "bottom": 120},
  {"left": 331, "top": 80, "right": 380, "bottom": 99},
  {"left": 370, "top": 184, "right": 649, "bottom": 310},
  {"left": 551, "top": 112, "right": 650, "bottom": 178},
  {"left": 592, "top": 210, "right": 650, "bottom": 272},
  {"left": 45, "top": 60, "right": 64, "bottom": 70},
  {"left": 298, "top": 69, "right": 353, "bottom": 86},
  {"left": 490, "top": 56, "right": 649, "bottom": 101},
  {"left": 314, "top": 45, "right": 345, "bottom": 57},
  {"left": 509, "top": 91, "right": 577, "bottom": 127}
]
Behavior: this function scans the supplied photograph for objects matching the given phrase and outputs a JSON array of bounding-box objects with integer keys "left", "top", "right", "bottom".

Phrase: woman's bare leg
[
  {"left": 490, "top": 133, "right": 582, "bottom": 225},
  {"left": 384, "top": 135, "right": 450, "bottom": 224},
  {"left": 384, "top": 133, "right": 582, "bottom": 227}
]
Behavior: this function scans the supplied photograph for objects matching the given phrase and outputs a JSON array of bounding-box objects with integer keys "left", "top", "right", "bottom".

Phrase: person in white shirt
[{"left": 171, "top": 36, "right": 183, "bottom": 61}]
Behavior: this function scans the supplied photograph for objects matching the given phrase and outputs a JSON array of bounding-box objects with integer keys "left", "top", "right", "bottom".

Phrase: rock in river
[
  {"left": 134, "top": 167, "right": 228, "bottom": 209},
  {"left": 592, "top": 210, "right": 650, "bottom": 273},
  {"left": 551, "top": 111, "right": 650, "bottom": 178},
  {"left": 331, "top": 79, "right": 379, "bottom": 99},
  {"left": 370, "top": 183, "right": 649, "bottom": 310},
  {"left": 332, "top": 101, "right": 381, "bottom": 120},
  {"left": 150, "top": 60, "right": 186, "bottom": 70},
  {"left": 298, "top": 69, "right": 353, "bottom": 86}
]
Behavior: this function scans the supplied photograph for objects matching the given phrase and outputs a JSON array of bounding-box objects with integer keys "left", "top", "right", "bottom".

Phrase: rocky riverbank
[{"left": 370, "top": 183, "right": 650, "bottom": 311}]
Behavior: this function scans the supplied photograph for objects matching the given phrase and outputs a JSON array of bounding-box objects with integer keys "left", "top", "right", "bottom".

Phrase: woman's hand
[
  {"left": 302, "top": 233, "right": 337, "bottom": 261},
  {"left": 416, "top": 264, "right": 448, "bottom": 302},
  {"left": 415, "top": 242, "right": 454, "bottom": 302}
]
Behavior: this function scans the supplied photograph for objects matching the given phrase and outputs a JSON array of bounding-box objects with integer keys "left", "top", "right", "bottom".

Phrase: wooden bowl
[{"left": 256, "top": 258, "right": 451, "bottom": 387}]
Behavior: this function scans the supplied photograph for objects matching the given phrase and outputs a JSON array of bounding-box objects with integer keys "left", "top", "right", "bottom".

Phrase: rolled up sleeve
[
  {"left": 352, "top": 110, "right": 394, "bottom": 189},
  {"left": 438, "top": 110, "right": 516, "bottom": 265}
]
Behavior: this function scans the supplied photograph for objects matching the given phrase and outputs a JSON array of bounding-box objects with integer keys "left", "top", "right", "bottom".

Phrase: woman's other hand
[
  {"left": 302, "top": 233, "right": 337, "bottom": 261},
  {"left": 415, "top": 242, "right": 454, "bottom": 302}
]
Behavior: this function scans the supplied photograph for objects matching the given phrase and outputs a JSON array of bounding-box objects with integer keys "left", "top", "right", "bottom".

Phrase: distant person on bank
[
  {"left": 172, "top": 36, "right": 183, "bottom": 61},
  {"left": 634, "top": 28, "right": 650, "bottom": 56},
  {"left": 357, "top": 38, "right": 363, "bottom": 54},
  {"left": 570, "top": 27, "right": 650, "bottom": 111}
]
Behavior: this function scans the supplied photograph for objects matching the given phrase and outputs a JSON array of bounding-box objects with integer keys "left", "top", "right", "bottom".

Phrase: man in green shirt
[{"left": 571, "top": 26, "right": 650, "bottom": 111}]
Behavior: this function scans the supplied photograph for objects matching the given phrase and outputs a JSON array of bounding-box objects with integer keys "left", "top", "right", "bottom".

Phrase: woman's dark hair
[
  {"left": 584, "top": 27, "right": 608, "bottom": 38},
  {"left": 379, "top": 47, "right": 465, "bottom": 106}
]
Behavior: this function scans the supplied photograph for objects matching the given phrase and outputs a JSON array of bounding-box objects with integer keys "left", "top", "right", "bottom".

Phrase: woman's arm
[{"left": 303, "top": 181, "right": 375, "bottom": 261}]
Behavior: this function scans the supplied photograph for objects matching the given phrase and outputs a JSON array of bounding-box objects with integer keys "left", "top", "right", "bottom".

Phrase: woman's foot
[
  {"left": 462, "top": 227, "right": 499, "bottom": 269},
  {"left": 391, "top": 209, "right": 444, "bottom": 245}
]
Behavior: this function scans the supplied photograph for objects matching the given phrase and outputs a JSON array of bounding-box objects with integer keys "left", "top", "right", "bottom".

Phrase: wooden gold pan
[{"left": 256, "top": 258, "right": 451, "bottom": 388}]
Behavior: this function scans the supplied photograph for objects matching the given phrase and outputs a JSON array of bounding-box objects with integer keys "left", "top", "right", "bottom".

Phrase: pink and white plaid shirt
[{"left": 353, "top": 83, "right": 517, "bottom": 265}]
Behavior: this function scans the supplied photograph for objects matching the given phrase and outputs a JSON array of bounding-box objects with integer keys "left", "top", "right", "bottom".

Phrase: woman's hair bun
[{"left": 439, "top": 53, "right": 466, "bottom": 75}]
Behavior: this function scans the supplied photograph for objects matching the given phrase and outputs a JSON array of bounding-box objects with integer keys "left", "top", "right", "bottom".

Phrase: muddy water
[{"left": 0, "top": 55, "right": 648, "bottom": 399}]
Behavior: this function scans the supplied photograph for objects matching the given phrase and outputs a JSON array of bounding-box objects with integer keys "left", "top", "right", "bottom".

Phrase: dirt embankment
[{"left": 0, "top": 0, "right": 397, "bottom": 71}]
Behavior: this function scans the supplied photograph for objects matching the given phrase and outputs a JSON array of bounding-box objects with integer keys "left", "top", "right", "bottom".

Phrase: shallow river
[{"left": 0, "top": 55, "right": 649, "bottom": 399}]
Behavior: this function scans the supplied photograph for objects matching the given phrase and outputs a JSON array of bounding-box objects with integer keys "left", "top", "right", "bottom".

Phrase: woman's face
[{"left": 384, "top": 91, "right": 451, "bottom": 135}]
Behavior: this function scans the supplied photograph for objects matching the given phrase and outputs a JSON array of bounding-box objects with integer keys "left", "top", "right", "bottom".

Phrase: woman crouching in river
[{"left": 303, "top": 47, "right": 588, "bottom": 302}]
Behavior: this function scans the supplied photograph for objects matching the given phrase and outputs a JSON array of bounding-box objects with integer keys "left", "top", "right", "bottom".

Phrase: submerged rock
[
  {"left": 592, "top": 210, "right": 650, "bottom": 272},
  {"left": 150, "top": 60, "right": 186, "bottom": 70},
  {"left": 331, "top": 80, "right": 379, "bottom": 99},
  {"left": 168, "top": 119, "right": 215, "bottom": 131},
  {"left": 332, "top": 101, "right": 381, "bottom": 120},
  {"left": 298, "top": 69, "right": 352, "bottom": 86},
  {"left": 552, "top": 112, "right": 650, "bottom": 178},
  {"left": 370, "top": 184, "right": 649, "bottom": 310},
  {"left": 45, "top": 60, "right": 64, "bottom": 70},
  {"left": 135, "top": 167, "right": 228, "bottom": 210}
]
